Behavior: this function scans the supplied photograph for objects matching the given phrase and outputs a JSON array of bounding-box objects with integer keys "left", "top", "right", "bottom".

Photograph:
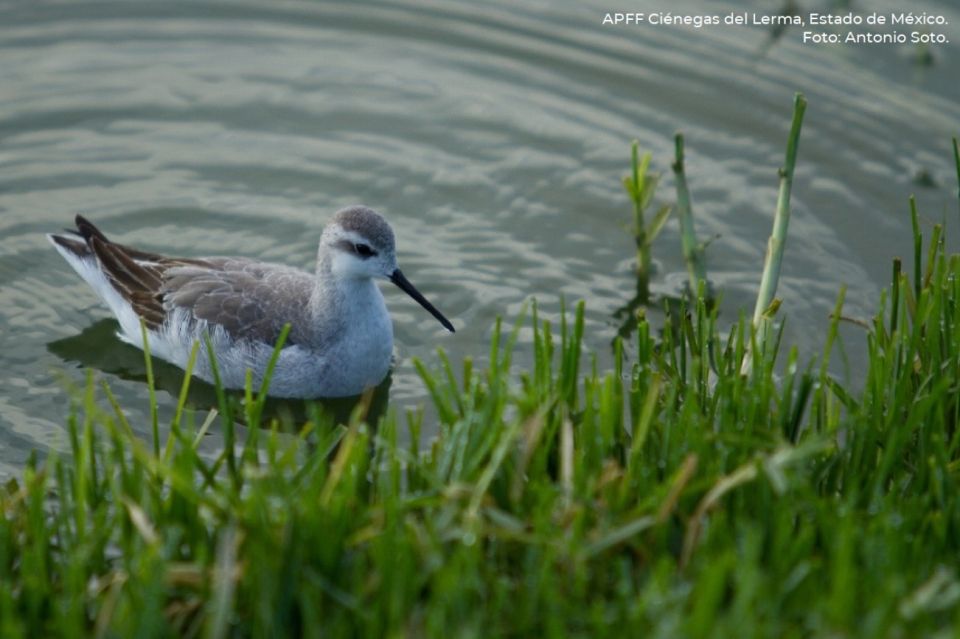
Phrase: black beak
[{"left": 390, "top": 269, "right": 455, "bottom": 333}]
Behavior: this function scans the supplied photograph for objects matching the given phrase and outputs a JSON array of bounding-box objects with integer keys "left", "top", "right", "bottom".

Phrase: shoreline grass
[{"left": 4, "top": 210, "right": 960, "bottom": 636}]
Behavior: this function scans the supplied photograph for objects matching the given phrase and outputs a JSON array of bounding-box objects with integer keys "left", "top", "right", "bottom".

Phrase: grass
[
  {"left": 4, "top": 223, "right": 960, "bottom": 637},
  {"left": 3, "top": 115, "right": 960, "bottom": 637}
]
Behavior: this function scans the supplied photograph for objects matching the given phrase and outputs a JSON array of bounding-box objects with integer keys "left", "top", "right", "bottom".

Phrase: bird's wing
[
  {"left": 61, "top": 215, "right": 312, "bottom": 346},
  {"left": 160, "top": 259, "right": 313, "bottom": 345}
]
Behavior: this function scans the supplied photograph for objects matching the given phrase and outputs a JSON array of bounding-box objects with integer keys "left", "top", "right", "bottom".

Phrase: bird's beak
[{"left": 389, "top": 269, "right": 455, "bottom": 332}]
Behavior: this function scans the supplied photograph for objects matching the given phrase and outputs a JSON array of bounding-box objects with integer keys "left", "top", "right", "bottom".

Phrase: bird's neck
[{"left": 310, "top": 259, "right": 384, "bottom": 325}]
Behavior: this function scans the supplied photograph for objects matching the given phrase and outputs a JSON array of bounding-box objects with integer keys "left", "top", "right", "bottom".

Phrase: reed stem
[
  {"left": 750, "top": 93, "right": 807, "bottom": 347},
  {"left": 673, "top": 132, "right": 708, "bottom": 293}
]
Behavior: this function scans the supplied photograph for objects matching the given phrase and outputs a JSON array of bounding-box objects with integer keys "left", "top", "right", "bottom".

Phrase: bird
[{"left": 47, "top": 206, "right": 455, "bottom": 398}]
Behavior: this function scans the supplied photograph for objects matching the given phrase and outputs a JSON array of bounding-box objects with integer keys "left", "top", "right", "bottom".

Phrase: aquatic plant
[
  {"left": 621, "top": 141, "right": 672, "bottom": 304},
  {"left": 671, "top": 132, "right": 708, "bottom": 295},
  {"left": 746, "top": 93, "right": 807, "bottom": 370},
  {"left": 953, "top": 136, "right": 959, "bottom": 215}
]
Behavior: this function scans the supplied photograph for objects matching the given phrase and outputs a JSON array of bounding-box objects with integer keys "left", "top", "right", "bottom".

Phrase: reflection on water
[{"left": 1, "top": 0, "right": 958, "bottom": 475}]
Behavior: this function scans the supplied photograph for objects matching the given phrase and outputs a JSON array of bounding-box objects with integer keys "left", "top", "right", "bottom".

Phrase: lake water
[{"left": 1, "top": 0, "right": 958, "bottom": 477}]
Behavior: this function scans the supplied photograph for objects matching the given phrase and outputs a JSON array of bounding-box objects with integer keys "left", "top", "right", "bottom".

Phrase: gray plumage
[
  {"left": 332, "top": 206, "right": 395, "bottom": 252},
  {"left": 161, "top": 259, "right": 317, "bottom": 346}
]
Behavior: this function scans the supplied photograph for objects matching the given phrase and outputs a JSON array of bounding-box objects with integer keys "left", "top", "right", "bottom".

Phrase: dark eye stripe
[
  {"left": 355, "top": 243, "right": 376, "bottom": 257},
  {"left": 334, "top": 239, "right": 378, "bottom": 259}
]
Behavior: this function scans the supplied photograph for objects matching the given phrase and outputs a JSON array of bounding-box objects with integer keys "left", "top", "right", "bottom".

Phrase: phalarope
[{"left": 48, "top": 207, "right": 454, "bottom": 398}]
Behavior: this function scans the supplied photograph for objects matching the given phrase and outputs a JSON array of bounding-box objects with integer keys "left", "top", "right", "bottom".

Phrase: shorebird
[{"left": 48, "top": 207, "right": 454, "bottom": 398}]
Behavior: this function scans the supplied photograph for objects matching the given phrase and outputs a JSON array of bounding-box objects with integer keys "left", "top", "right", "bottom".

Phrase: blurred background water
[{"left": 1, "top": 0, "right": 958, "bottom": 477}]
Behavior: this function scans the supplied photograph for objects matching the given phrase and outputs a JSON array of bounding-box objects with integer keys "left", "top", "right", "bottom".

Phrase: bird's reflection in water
[{"left": 47, "top": 319, "right": 391, "bottom": 432}]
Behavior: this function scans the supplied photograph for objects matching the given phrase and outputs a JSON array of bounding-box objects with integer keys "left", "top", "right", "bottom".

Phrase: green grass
[{"left": 3, "top": 218, "right": 960, "bottom": 636}]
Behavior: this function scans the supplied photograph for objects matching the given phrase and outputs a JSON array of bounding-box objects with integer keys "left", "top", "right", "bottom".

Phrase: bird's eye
[{"left": 354, "top": 243, "right": 376, "bottom": 257}]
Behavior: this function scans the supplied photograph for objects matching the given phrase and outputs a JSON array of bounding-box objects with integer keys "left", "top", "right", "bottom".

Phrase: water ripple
[{"left": 0, "top": 0, "right": 957, "bottom": 474}]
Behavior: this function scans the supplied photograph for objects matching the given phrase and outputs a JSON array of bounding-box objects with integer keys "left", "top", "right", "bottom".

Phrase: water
[{"left": 1, "top": 0, "right": 958, "bottom": 477}]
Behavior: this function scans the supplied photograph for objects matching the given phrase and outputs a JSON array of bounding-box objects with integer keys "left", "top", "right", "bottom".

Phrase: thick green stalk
[
  {"left": 751, "top": 94, "right": 807, "bottom": 343},
  {"left": 631, "top": 141, "right": 652, "bottom": 298},
  {"left": 953, "top": 136, "right": 959, "bottom": 223},
  {"left": 673, "top": 133, "right": 708, "bottom": 292}
]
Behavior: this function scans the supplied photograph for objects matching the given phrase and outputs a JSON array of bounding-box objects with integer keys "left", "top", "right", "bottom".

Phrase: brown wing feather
[
  {"left": 76, "top": 214, "right": 171, "bottom": 263},
  {"left": 72, "top": 215, "right": 209, "bottom": 331},
  {"left": 72, "top": 215, "right": 312, "bottom": 345},
  {"left": 87, "top": 236, "right": 167, "bottom": 329}
]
